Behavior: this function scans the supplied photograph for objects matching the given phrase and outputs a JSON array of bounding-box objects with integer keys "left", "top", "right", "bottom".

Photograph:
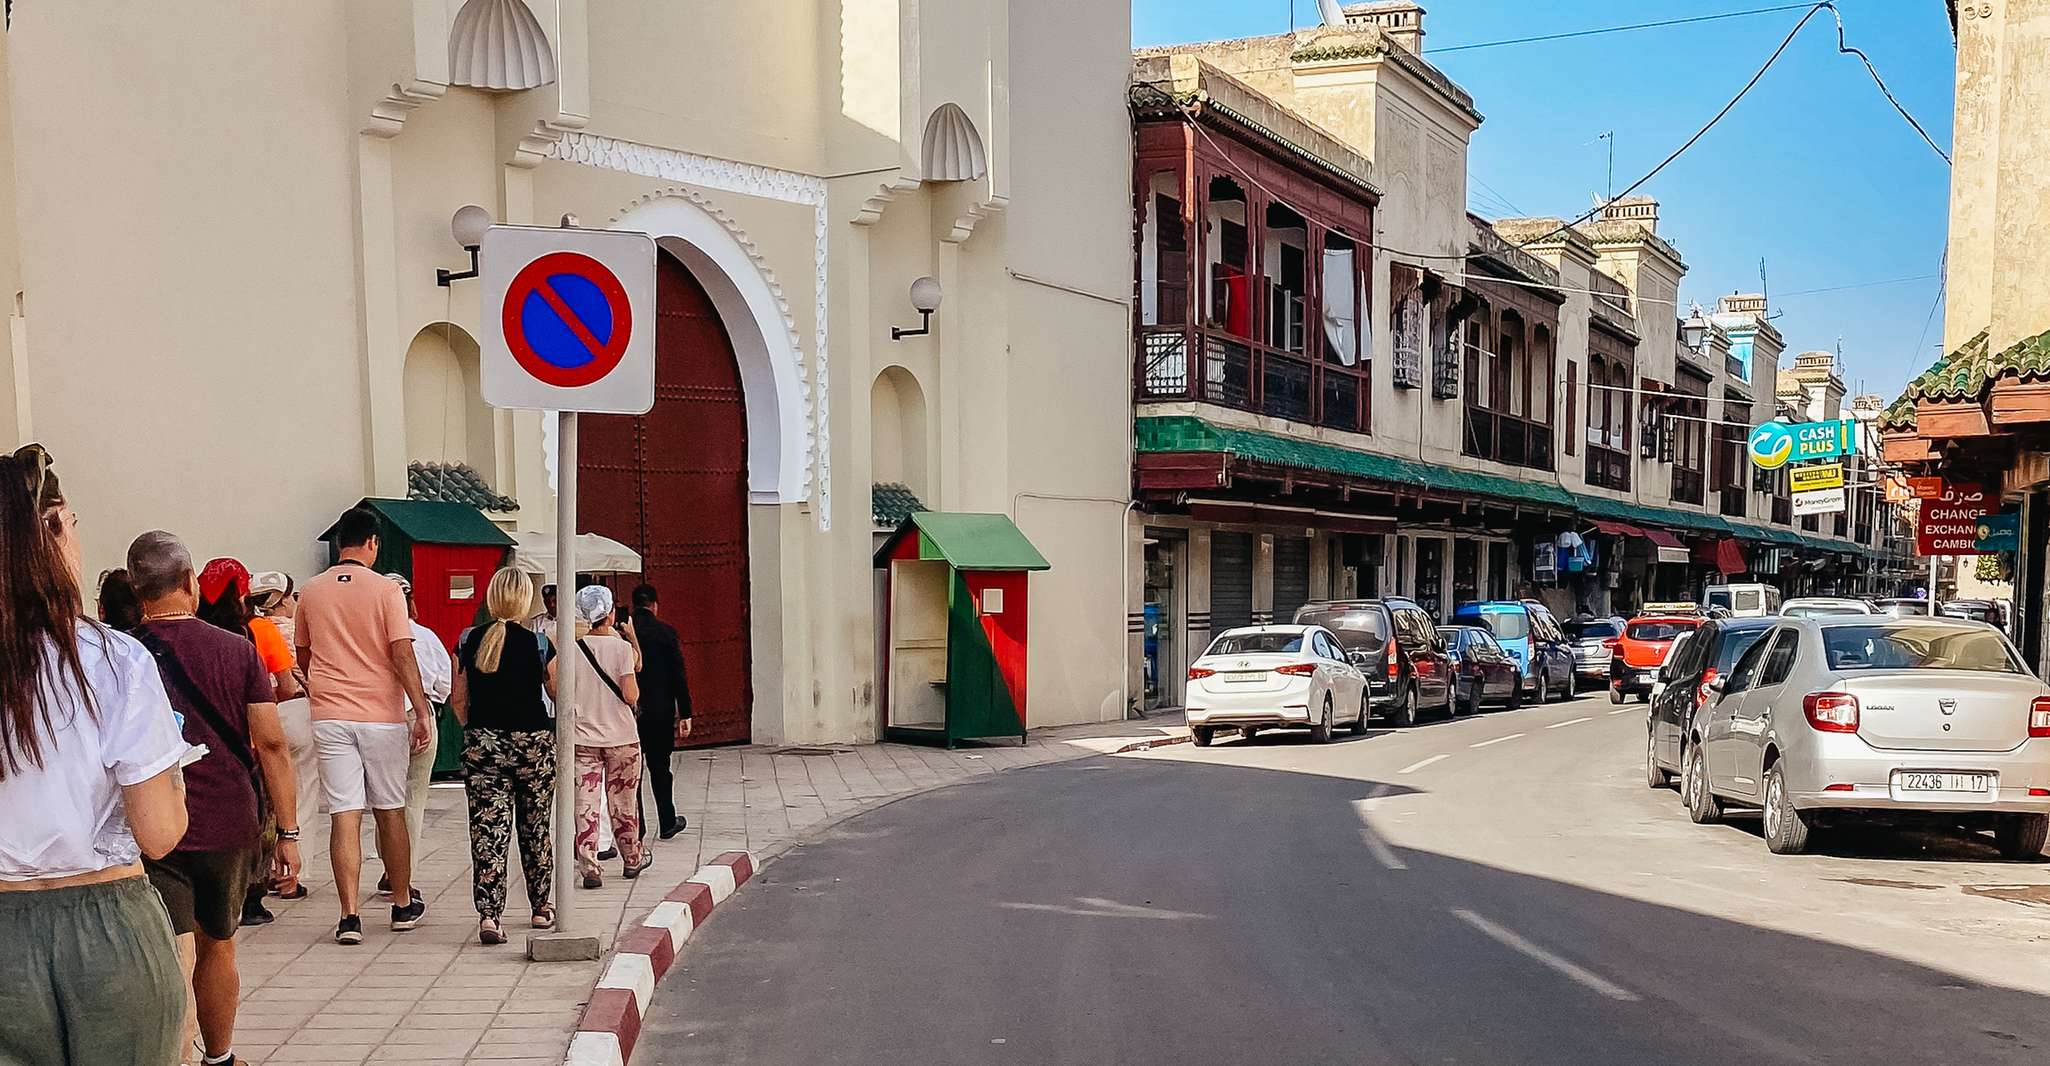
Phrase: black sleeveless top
[{"left": 460, "top": 625, "right": 552, "bottom": 732}]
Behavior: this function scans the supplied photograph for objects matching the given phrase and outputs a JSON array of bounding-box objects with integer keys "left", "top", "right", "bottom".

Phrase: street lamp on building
[
  {"left": 1680, "top": 301, "right": 1710, "bottom": 352},
  {"left": 891, "top": 276, "right": 944, "bottom": 340},
  {"left": 436, "top": 204, "right": 494, "bottom": 286}
]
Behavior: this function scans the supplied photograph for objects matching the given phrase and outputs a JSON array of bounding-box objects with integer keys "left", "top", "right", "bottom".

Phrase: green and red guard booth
[{"left": 874, "top": 512, "right": 1051, "bottom": 747}]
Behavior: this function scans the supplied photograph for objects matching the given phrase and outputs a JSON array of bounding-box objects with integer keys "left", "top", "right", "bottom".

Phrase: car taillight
[
  {"left": 1803, "top": 692, "right": 1859, "bottom": 733},
  {"left": 1602, "top": 636, "right": 1622, "bottom": 652},
  {"left": 1274, "top": 663, "right": 1318, "bottom": 676},
  {"left": 1695, "top": 667, "right": 1719, "bottom": 710},
  {"left": 1187, "top": 666, "right": 1215, "bottom": 681},
  {"left": 1414, "top": 658, "right": 1438, "bottom": 678},
  {"left": 2030, "top": 696, "right": 2050, "bottom": 738},
  {"left": 1386, "top": 638, "right": 1400, "bottom": 680}
]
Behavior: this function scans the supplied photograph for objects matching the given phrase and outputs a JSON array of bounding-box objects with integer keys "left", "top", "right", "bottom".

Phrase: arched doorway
[{"left": 578, "top": 250, "right": 752, "bottom": 745}]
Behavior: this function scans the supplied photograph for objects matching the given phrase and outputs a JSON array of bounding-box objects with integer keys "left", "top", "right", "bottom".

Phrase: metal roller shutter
[
  {"left": 1210, "top": 532, "right": 1254, "bottom": 632},
  {"left": 1273, "top": 536, "right": 1311, "bottom": 624}
]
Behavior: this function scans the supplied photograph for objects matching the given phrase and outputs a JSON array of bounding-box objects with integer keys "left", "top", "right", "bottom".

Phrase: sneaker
[
  {"left": 376, "top": 873, "right": 391, "bottom": 897},
  {"left": 335, "top": 915, "right": 363, "bottom": 945},
  {"left": 582, "top": 873, "right": 603, "bottom": 890},
  {"left": 659, "top": 818, "right": 686, "bottom": 840},
  {"left": 622, "top": 854, "right": 654, "bottom": 880},
  {"left": 240, "top": 900, "right": 276, "bottom": 928},
  {"left": 597, "top": 846, "right": 618, "bottom": 861},
  {"left": 391, "top": 895, "right": 427, "bottom": 931}
]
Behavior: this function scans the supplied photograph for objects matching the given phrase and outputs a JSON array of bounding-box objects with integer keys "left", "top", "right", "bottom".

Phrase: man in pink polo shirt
[{"left": 294, "top": 507, "right": 434, "bottom": 945}]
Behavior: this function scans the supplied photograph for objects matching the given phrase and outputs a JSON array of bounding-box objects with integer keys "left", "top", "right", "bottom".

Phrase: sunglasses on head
[{"left": 12, "top": 443, "right": 52, "bottom": 505}]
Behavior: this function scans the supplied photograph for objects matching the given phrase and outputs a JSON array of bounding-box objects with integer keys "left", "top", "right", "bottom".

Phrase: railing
[
  {"left": 1462, "top": 407, "right": 1555, "bottom": 472},
  {"left": 1137, "top": 325, "right": 1368, "bottom": 432},
  {"left": 1719, "top": 485, "right": 1747, "bottom": 518},
  {"left": 1772, "top": 495, "right": 1792, "bottom": 525},
  {"left": 1585, "top": 445, "right": 1630, "bottom": 491},
  {"left": 1671, "top": 467, "right": 1705, "bottom": 506}
]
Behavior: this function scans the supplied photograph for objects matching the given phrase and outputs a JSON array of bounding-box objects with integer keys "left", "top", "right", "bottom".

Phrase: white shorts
[{"left": 312, "top": 720, "right": 412, "bottom": 814}]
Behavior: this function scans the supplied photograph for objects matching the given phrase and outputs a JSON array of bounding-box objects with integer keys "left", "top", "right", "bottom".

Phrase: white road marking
[
  {"left": 1608, "top": 708, "right": 1635, "bottom": 716},
  {"left": 1546, "top": 716, "right": 1594, "bottom": 729},
  {"left": 998, "top": 897, "right": 1214, "bottom": 920},
  {"left": 1399, "top": 754, "right": 1451, "bottom": 774},
  {"left": 1351, "top": 800, "right": 1409, "bottom": 870},
  {"left": 1469, "top": 733, "right": 1525, "bottom": 749},
  {"left": 1453, "top": 908, "right": 1641, "bottom": 1002}
]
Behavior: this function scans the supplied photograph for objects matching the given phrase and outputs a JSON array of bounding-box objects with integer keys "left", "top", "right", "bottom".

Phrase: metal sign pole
[
  {"left": 554, "top": 411, "right": 578, "bottom": 933},
  {"left": 532, "top": 411, "right": 597, "bottom": 961}
]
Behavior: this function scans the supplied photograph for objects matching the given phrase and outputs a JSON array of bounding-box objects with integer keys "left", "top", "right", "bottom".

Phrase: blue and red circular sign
[{"left": 501, "top": 252, "right": 635, "bottom": 389}]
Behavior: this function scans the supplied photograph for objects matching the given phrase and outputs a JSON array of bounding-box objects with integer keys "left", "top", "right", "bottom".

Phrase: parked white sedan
[{"left": 1185, "top": 625, "right": 1369, "bottom": 746}]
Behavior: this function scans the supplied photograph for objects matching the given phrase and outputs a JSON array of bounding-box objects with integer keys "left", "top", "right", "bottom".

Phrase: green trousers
[{"left": 0, "top": 875, "right": 185, "bottom": 1066}]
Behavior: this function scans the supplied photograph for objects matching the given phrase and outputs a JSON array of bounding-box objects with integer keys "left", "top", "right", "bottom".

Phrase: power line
[
  {"left": 1499, "top": 3, "right": 1834, "bottom": 254},
  {"left": 1823, "top": 5, "right": 1952, "bottom": 165},
  {"left": 1776, "top": 273, "right": 1941, "bottom": 298},
  {"left": 1422, "top": 3, "right": 1818, "bottom": 56}
]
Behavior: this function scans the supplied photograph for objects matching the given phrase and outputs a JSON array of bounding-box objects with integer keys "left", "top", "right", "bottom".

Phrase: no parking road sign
[{"left": 481, "top": 225, "right": 655, "bottom": 414}]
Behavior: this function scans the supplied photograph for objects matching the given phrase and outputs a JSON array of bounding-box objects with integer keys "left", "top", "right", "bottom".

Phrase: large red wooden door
[{"left": 579, "top": 251, "right": 752, "bottom": 745}]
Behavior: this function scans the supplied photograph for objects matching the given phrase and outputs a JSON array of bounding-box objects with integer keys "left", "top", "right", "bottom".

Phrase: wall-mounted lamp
[
  {"left": 891, "top": 276, "right": 944, "bottom": 340},
  {"left": 436, "top": 204, "right": 494, "bottom": 286},
  {"left": 1679, "top": 301, "right": 1709, "bottom": 352}
]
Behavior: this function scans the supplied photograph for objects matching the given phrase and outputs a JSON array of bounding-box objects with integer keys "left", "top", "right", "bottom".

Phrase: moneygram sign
[
  {"left": 1916, "top": 483, "right": 1995, "bottom": 555},
  {"left": 1747, "top": 419, "right": 1855, "bottom": 470}
]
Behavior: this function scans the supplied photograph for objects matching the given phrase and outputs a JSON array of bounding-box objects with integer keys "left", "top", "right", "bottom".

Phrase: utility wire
[
  {"left": 1422, "top": 2, "right": 1820, "bottom": 55},
  {"left": 1496, "top": 3, "right": 1833, "bottom": 254},
  {"left": 1823, "top": 5, "right": 1952, "bottom": 165}
]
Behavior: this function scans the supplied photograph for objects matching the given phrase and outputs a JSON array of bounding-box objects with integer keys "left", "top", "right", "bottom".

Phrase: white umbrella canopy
[{"left": 509, "top": 531, "right": 643, "bottom": 577}]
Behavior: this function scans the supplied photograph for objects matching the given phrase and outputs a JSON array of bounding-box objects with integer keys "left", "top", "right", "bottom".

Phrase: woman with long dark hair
[
  {"left": 197, "top": 556, "right": 303, "bottom": 925},
  {"left": 0, "top": 443, "right": 191, "bottom": 1066}
]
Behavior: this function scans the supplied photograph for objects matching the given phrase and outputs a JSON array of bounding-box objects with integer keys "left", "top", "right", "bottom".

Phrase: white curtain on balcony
[{"left": 1321, "top": 246, "right": 1358, "bottom": 365}]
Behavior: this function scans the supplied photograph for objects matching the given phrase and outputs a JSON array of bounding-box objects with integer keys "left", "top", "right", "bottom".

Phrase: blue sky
[{"left": 1132, "top": 1, "right": 1957, "bottom": 399}]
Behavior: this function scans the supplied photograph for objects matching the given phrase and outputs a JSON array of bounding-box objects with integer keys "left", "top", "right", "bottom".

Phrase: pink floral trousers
[{"left": 573, "top": 743, "right": 644, "bottom": 879}]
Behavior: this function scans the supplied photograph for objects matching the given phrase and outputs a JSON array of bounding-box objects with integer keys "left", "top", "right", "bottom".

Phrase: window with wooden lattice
[{"left": 1391, "top": 265, "right": 1424, "bottom": 390}]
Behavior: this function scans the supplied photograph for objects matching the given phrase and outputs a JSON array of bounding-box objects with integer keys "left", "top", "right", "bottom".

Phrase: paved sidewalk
[{"left": 228, "top": 718, "right": 1188, "bottom": 1064}]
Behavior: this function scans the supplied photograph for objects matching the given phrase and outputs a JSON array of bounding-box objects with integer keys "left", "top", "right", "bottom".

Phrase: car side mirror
[
  {"left": 1348, "top": 649, "right": 1371, "bottom": 666},
  {"left": 1706, "top": 677, "right": 1728, "bottom": 697}
]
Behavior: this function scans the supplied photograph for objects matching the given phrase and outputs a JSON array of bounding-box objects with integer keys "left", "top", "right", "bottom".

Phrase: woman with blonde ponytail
[{"left": 449, "top": 567, "right": 556, "bottom": 943}]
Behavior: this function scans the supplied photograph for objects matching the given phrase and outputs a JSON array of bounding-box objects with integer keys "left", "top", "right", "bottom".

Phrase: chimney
[
  {"left": 1716, "top": 293, "right": 1767, "bottom": 316},
  {"left": 1598, "top": 195, "right": 1659, "bottom": 235},
  {"left": 1342, "top": 2, "right": 1425, "bottom": 53}
]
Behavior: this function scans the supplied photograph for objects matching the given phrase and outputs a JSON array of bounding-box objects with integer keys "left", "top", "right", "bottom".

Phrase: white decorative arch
[
  {"left": 609, "top": 192, "right": 809, "bottom": 507},
  {"left": 448, "top": 0, "right": 559, "bottom": 91},
  {"left": 921, "top": 103, "right": 988, "bottom": 182}
]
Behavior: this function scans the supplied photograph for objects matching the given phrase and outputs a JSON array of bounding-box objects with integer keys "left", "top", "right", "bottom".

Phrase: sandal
[
  {"left": 479, "top": 918, "right": 507, "bottom": 946},
  {"left": 531, "top": 905, "right": 556, "bottom": 931}
]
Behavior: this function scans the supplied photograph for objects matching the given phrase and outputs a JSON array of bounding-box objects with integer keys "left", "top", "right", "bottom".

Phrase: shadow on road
[{"left": 639, "top": 756, "right": 2050, "bottom": 1066}]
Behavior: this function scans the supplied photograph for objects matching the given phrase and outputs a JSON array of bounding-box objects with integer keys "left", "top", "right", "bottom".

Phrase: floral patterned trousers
[
  {"left": 574, "top": 743, "right": 645, "bottom": 878},
  {"left": 462, "top": 728, "right": 556, "bottom": 920}
]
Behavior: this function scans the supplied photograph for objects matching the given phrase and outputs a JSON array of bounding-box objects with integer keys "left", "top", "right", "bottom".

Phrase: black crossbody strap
[
  {"left": 577, "top": 639, "right": 629, "bottom": 708},
  {"left": 134, "top": 628, "right": 256, "bottom": 772}
]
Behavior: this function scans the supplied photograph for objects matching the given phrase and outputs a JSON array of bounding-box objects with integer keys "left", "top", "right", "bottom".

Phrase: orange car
[{"left": 1607, "top": 606, "right": 1704, "bottom": 704}]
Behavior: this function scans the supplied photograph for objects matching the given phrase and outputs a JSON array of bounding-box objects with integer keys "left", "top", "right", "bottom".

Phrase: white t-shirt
[
  {"left": 0, "top": 622, "right": 187, "bottom": 880},
  {"left": 407, "top": 620, "right": 453, "bottom": 710}
]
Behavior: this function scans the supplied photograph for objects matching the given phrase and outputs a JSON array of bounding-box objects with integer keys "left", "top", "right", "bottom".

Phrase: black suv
[
  {"left": 1293, "top": 598, "right": 1453, "bottom": 727},
  {"left": 1644, "top": 617, "right": 1778, "bottom": 788}
]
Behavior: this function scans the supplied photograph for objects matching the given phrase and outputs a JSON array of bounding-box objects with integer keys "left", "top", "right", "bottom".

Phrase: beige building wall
[
  {"left": 3, "top": 0, "right": 1131, "bottom": 742},
  {"left": 1946, "top": 0, "right": 2050, "bottom": 354}
]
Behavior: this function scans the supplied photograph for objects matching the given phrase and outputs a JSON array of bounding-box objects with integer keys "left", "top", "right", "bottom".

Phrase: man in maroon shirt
[{"left": 129, "top": 531, "right": 300, "bottom": 1066}]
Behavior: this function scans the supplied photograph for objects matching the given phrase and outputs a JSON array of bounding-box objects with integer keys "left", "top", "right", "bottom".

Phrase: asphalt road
[{"left": 640, "top": 691, "right": 2050, "bottom": 1065}]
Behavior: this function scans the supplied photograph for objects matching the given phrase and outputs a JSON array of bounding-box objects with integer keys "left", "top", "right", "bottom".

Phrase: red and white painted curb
[{"left": 564, "top": 850, "right": 757, "bottom": 1066}]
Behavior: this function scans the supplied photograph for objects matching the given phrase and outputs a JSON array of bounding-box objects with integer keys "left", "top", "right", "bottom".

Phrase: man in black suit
[{"left": 629, "top": 583, "right": 692, "bottom": 839}]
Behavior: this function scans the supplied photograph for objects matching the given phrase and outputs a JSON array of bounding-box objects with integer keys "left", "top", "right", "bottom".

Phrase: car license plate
[
  {"left": 1223, "top": 671, "right": 1268, "bottom": 684},
  {"left": 1892, "top": 771, "right": 1992, "bottom": 795}
]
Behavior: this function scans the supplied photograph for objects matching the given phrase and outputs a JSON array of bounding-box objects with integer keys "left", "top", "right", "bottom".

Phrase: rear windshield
[
  {"left": 1295, "top": 608, "right": 1388, "bottom": 647},
  {"left": 1627, "top": 620, "right": 1699, "bottom": 642},
  {"left": 1942, "top": 605, "right": 1994, "bottom": 623},
  {"left": 1821, "top": 624, "right": 2022, "bottom": 673},
  {"left": 1705, "top": 590, "right": 1733, "bottom": 610},
  {"left": 1571, "top": 621, "right": 1622, "bottom": 639},
  {"left": 1207, "top": 633, "right": 1304, "bottom": 656},
  {"left": 1472, "top": 612, "right": 1528, "bottom": 641}
]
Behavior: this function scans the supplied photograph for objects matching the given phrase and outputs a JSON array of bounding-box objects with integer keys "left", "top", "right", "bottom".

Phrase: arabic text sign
[
  {"left": 1791, "top": 487, "right": 1845, "bottom": 517},
  {"left": 1747, "top": 419, "right": 1855, "bottom": 470},
  {"left": 1916, "top": 483, "right": 1994, "bottom": 555},
  {"left": 1976, "top": 511, "right": 2019, "bottom": 554},
  {"left": 1788, "top": 463, "right": 1844, "bottom": 493}
]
